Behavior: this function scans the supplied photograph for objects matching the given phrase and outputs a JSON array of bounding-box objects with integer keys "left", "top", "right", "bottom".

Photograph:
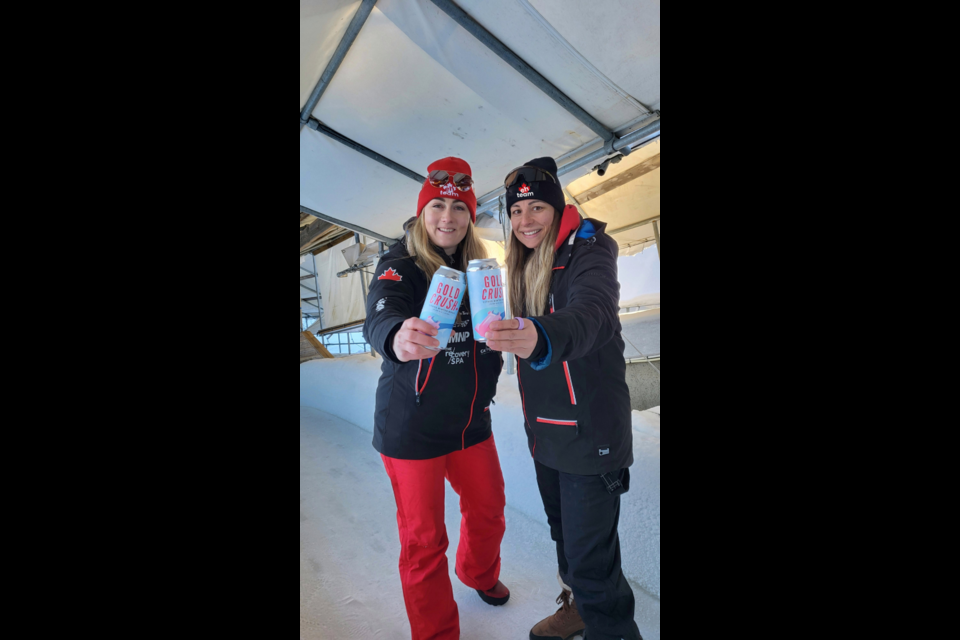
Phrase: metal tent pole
[
  {"left": 300, "top": 0, "right": 379, "bottom": 132},
  {"left": 474, "top": 118, "right": 661, "bottom": 218},
  {"left": 652, "top": 220, "right": 660, "bottom": 259},
  {"left": 304, "top": 118, "right": 426, "bottom": 184},
  {"left": 500, "top": 195, "right": 517, "bottom": 376},
  {"left": 312, "top": 253, "right": 324, "bottom": 331},
  {"left": 355, "top": 233, "right": 369, "bottom": 308}
]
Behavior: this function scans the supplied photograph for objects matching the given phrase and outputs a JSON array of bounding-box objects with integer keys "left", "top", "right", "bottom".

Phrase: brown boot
[{"left": 529, "top": 590, "right": 585, "bottom": 640}]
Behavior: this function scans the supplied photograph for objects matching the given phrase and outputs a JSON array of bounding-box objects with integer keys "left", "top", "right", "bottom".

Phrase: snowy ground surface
[
  {"left": 300, "top": 354, "right": 661, "bottom": 600},
  {"left": 620, "top": 310, "right": 661, "bottom": 360},
  {"left": 300, "top": 406, "right": 661, "bottom": 640}
]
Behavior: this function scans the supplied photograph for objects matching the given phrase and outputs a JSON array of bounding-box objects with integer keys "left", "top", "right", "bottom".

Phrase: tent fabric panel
[
  {"left": 316, "top": 238, "right": 369, "bottom": 329},
  {"left": 300, "top": 128, "right": 423, "bottom": 240},
  {"left": 453, "top": 0, "right": 651, "bottom": 129},
  {"left": 300, "top": 0, "right": 364, "bottom": 110},
  {"left": 376, "top": 0, "right": 644, "bottom": 133},
  {"left": 566, "top": 138, "right": 660, "bottom": 197},
  {"left": 525, "top": 0, "right": 661, "bottom": 110},
  {"left": 575, "top": 174, "right": 659, "bottom": 239},
  {"left": 311, "top": 4, "right": 596, "bottom": 197},
  {"left": 564, "top": 138, "right": 660, "bottom": 255}
]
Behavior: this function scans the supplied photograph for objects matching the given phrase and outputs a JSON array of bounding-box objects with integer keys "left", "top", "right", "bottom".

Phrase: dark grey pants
[{"left": 535, "top": 460, "right": 643, "bottom": 640}]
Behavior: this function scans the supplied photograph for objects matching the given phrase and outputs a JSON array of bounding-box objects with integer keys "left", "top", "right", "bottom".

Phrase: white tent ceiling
[
  {"left": 300, "top": 0, "right": 660, "bottom": 243},
  {"left": 300, "top": 0, "right": 660, "bottom": 328}
]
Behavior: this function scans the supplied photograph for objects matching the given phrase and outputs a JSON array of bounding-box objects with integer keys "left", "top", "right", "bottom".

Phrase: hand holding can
[
  {"left": 392, "top": 318, "right": 441, "bottom": 363},
  {"left": 420, "top": 266, "right": 467, "bottom": 350},
  {"left": 467, "top": 259, "right": 506, "bottom": 342}
]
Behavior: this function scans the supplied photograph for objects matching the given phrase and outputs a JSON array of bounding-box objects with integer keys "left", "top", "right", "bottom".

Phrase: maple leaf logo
[
  {"left": 520, "top": 184, "right": 531, "bottom": 194},
  {"left": 378, "top": 268, "right": 402, "bottom": 282}
]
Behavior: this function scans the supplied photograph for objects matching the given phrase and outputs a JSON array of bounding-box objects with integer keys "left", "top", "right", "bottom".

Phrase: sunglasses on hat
[
  {"left": 504, "top": 166, "right": 558, "bottom": 189},
  {"left": 428, "top": 170, "right": 474, "bottom": 192}
]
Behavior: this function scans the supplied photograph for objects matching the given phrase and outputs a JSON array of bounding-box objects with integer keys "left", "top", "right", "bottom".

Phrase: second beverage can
[{"left": 466, "top": 259, "right": 506, "bottom": 342}]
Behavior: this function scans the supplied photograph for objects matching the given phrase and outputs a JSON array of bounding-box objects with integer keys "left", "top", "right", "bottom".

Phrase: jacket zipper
[
  {"left": 550, "top": 294, "right": 578, "bottom": 406},
  {"left": 415, "top": 357, "right": 436, "bottom": 407},
  {"left": 461, "top": 343, "right": 479, "bottom": 449}
]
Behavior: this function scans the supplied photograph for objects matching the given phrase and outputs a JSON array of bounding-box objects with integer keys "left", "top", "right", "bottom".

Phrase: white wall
[
  {"left": 300, "top": 354, "right": 661, "bottom": 599},
  {"left": 618, "top": 247, "right": 660, "bottom": 309}
]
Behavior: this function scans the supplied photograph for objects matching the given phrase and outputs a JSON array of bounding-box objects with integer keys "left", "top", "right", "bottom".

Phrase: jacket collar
[
  {"left": 433, "top": 242, "right": 463, "bottom": 268},
  {"left": 553, "top": 214, "right": 609, "bottom": 270},
  {"left": 554, "top": 205, "right": 583, "bottom": 253}
]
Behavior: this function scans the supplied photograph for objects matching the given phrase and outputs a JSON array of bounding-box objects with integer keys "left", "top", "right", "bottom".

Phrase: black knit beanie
[{"left": 505, "top": 157, "right": 566, "bottom": 215}]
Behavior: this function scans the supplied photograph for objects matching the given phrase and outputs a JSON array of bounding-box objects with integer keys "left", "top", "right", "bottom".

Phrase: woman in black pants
[{"left": 487, "top": 157, "right": 643, "bottom": 640}]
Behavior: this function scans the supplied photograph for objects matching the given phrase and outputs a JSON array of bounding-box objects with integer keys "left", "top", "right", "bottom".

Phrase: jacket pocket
[
  {"left": 536, "top": 417, "right": 578, "bottom": 426},
  {"left": 536, "top": 417, "right": 580, "bottom": 436}
]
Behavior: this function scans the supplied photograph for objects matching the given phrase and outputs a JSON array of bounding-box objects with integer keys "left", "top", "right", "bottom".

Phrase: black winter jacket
[
  {"left": 517, "top": 211, "right": 634, "bottom": 476},
  {"left": 363, "top": 241, "right": 503, "bottom": 460}
]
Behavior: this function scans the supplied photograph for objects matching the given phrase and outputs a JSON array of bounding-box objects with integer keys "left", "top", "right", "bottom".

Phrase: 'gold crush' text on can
[
  {"left": 466, "top": 259, "right": 505, "bottom": 342},
  {"left": 420, "top": 266, "right": 467, "bottom": 350}
]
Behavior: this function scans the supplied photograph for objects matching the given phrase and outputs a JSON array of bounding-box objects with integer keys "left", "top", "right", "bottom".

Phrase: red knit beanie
[{"left": 416, "top": 157, "right": 478, "bottom": 223}]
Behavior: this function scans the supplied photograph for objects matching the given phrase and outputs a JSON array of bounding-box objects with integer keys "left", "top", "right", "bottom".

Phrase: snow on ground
[
  {"left": 621, "top": 310, "right": 661, "bottom": 360},
  {"left": 300, "top": 406, "right": 661, "bottom": 640},
  {"left": 301, "top": 354, "right": 662, "bottom": 601}
]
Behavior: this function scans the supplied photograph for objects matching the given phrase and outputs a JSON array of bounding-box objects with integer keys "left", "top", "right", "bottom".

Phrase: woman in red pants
[{"left": 363, "top": 157, "right": 510, "bottom": 640}]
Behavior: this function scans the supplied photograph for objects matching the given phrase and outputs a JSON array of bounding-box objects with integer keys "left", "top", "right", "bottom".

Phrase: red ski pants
[{"left": 381, "top": 434, "right": 507, "bottom": 640}]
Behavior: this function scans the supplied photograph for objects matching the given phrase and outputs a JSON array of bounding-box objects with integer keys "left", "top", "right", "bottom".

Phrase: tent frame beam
[
  {"left": 609, "top": 215, "right": 660, "bottom": 237},
  {"left": 428, "top": 0, "right": 614, "bottom": 142},
  {"left": 304, "top": 117, "right": 426, "bottom": 184},
  {"left": 300, "top": 205, "right": 398, "bottom": 246},
  {"left": 300, "top": 0, "right": 379, "bottom": 132},
  {"left": 477, "top": 118, "right": 660, "bottom": 217}
]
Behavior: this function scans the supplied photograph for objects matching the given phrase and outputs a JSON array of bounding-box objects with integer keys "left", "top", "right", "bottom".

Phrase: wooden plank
[
  {"left": 302, "top": 331, "right": 334, "bottom": 359},
  {"left": 573, "top": 154, "right": 660, "bottom": 205},
  {"left": 300, "top": 219, "right": 335, "bottom": 252},
  {"left": 316, "top": 320, "right": 365, "bottom": 336},
  {"left": 310, "top": 232, "right": 354, "bottom": 256}
]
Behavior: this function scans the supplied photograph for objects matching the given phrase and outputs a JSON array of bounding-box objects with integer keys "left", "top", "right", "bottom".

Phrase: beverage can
[
  {"left": 420, "top": 266, "right": 467, "bottom": 350},
  {"left": 466, "top": 259, "right": 505, "bottom": 342}
]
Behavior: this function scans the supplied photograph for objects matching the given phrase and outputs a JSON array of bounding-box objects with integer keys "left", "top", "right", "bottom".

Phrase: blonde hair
[
  {"left": 407, "top": 212, "right": 488, "bottom": 281},
  {"left": 505, "top": 207, "right": 561, "bottom": 317}
]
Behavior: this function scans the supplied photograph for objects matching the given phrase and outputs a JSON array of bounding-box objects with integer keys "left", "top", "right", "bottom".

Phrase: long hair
[
  {"left": 505, "top": 208, "right": 561, "bottom": 317},
  {"left": 407, "top": 214, "right": 488, "bottom": 281}
]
